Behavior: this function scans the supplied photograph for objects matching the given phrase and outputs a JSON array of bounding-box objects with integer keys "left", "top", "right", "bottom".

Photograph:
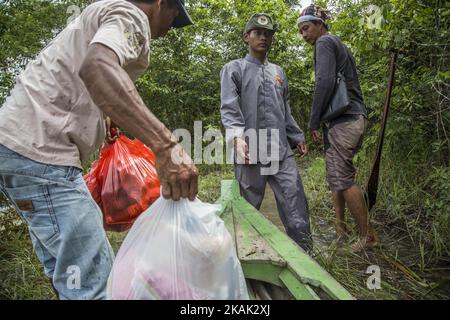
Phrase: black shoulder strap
[{"left": 329, "top": 35, "right": 350, "bottom": 76}]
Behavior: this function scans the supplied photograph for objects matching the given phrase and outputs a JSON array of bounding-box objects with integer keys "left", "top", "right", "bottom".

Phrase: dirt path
[
  {"left": 258, "top": 184, "right": 336, "bottom": 250},
  {"left": 259, "top": 185, "right": 286, "bottom": 232}
]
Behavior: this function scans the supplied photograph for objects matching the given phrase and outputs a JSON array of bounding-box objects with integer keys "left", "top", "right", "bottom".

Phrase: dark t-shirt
[{"left": 309, "top": 34, "right": 367, "bottom": 130}]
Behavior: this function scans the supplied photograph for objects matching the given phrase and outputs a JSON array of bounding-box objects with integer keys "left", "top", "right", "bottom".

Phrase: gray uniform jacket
[{"left": 220, "top": 54, "right": 305, "bottom": 163}]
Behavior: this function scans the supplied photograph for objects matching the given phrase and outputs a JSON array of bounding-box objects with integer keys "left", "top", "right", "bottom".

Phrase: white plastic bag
[{"left": 107, "top": 197, "right": 249, "bottom": 300}]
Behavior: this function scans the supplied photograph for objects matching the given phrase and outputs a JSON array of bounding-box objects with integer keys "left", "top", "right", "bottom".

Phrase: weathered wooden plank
[
  {"left": 246, "top": 279, "right": 256, "bottom": 300},
  {"left": 252, "top": 281, "right": 273, "bottom": 300},
  {"left": 232, "top": 205, "right": 285, "bottom": 265}
]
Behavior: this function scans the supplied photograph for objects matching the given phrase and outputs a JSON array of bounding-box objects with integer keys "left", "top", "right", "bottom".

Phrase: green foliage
[
  {"left": 333, "top": 0, "right": 449, "bottom": 165},
  {"left": 0, "top": 0, "right": 90, "bottom": 102},
  {"left": 0, "top": 205, "right": 56, "bottom": 299},
  {"left": 136, "top": 0, "right": 313, "bottom": 133}
]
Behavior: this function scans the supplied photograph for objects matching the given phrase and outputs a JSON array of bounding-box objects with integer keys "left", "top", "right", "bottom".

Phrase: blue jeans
[{"left": 0, "top": 144, "right": 114, "bottom": 300}]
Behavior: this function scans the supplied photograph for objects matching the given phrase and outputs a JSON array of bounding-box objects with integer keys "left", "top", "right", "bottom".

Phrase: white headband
[{"left": 297, "top": 15, "right": 325, "bottom": 26}]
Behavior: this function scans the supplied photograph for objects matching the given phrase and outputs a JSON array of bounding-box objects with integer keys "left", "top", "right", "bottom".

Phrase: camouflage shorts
[{"left": 324, "top": 115, "right": 368, "bottom": 191}]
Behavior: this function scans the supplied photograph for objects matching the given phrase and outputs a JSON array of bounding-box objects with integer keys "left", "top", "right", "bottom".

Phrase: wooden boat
[{"left": 216, "top": 180, "right": 354, "bottom": 300}]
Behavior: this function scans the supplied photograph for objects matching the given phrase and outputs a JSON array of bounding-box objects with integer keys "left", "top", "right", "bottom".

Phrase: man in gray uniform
[{"left": 220, "top": 13, "right": 312, "bottom": 251}]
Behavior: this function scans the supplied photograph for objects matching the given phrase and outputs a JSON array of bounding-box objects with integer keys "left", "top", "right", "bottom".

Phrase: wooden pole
[{"left": 365, "top": 51, "right": 398, "bottom": 212}]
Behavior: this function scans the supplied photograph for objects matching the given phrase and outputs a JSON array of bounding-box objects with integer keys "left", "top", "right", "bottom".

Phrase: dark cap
[
  {"left": 244, "top": 13, "right": 278, "bottom": 34},
  {"left": 172, "top": 0, "right": 194, "bottom": 28}
]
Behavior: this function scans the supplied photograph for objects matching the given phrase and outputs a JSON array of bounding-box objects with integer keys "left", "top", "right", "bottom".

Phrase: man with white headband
[{"left": 298, "top": 4, "right": 379, "bottom": 252}]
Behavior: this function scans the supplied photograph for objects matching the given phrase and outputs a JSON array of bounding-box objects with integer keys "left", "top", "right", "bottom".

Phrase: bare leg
[
  {"left": 331, "top": 190, "right": 349, "bottom": 239},
  {"left": 342, "top": 185, "right": 379, "bottom": 251}
]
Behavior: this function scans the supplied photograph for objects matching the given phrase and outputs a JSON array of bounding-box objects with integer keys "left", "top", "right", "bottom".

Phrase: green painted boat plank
[
  {"left": 220, "top": 202, "right": 236, "bottom": 249},
  {"left": 216, "top": 179, "right": 354, "bottom": 300},
  {"left": 241, "top": 262, "right": 285, "bottom": 287},
  {"left": 278, "top": 269, "right": 320, "bottom": 300},
  {"left": 219, "top": 179, "right": 241, "bottom": 202}
]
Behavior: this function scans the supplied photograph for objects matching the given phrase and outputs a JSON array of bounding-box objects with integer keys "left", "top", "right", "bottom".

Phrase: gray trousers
[{"left": 234, "top": 155, "right": 312, "bottom": 251}]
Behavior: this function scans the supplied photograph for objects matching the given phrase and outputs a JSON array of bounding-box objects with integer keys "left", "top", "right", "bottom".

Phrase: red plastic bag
[{"left": 84, "top": 135, "right": 160, "bottom": 232}]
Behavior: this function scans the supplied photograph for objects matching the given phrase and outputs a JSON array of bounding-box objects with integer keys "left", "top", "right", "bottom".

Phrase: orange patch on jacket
[{"left": 275, "top": 74, "right": 284, "bottom": 87}]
